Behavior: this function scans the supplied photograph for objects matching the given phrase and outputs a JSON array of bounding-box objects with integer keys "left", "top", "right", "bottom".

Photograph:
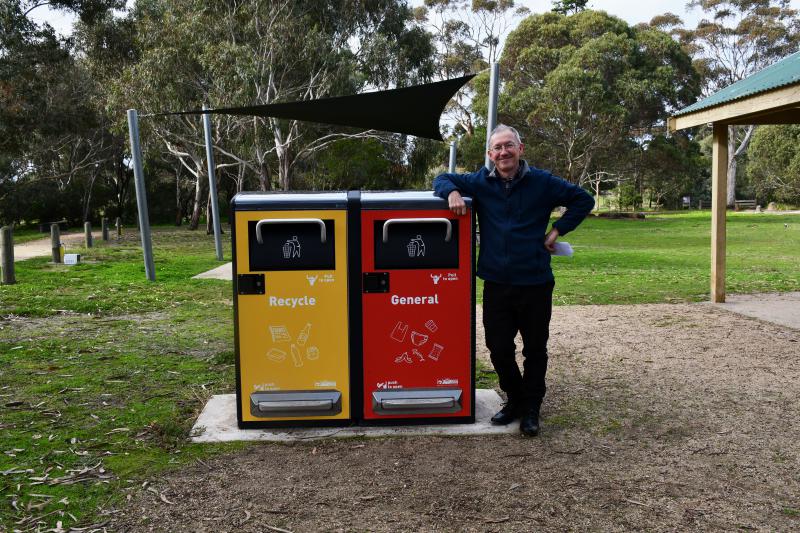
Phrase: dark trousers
[{"left": 482, "top": 280, "right": 555, "bottom": 409}]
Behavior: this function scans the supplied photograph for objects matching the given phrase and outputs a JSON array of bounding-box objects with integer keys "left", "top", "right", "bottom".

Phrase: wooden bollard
[
  {"left": 102, "top": 217, "right": 109, "bottom": 241},
  {"left": 84, "top": 222, "right": 93, "bottom": 248},
  {"left": 51, "top": 223, "right": 61, "bottom": 263},
  {"left": 1, "top": 226, "right": 15, "bottom": 285},
  {"left": 115, "top": 217, "right": 122, "bottom": 240}
]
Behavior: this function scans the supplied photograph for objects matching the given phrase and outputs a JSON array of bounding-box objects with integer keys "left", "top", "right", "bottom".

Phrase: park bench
[
  {"left": 38, "top": 220, "right": 68, "bottom": 233},
  {"left": 734, "top": 199, "right": 756, "bottom": 211}
]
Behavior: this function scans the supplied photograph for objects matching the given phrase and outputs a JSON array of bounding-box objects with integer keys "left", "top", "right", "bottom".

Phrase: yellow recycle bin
[{"left": 232, "top": 192, "right": 352, "bottom": 428}]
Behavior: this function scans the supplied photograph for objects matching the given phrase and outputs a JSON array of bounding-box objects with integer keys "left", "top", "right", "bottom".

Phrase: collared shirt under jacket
[{"left": 433, "top": 161, "right": 595, "bottom": 285}]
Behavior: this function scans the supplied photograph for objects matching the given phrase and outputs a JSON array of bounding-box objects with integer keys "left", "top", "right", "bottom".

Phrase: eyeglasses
[{"left": 490, "top": 142, "right": 518, "bottom": 153}]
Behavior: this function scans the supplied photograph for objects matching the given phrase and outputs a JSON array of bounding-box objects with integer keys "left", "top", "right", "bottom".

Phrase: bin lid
[
  {"left": 232, "top": 191, "right": 347, "bottom": 210},
  {"left": 361, "top": 190, "right": 472, "bottom": 209}
]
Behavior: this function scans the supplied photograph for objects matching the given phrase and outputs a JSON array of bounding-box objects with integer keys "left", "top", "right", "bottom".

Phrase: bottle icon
[
  {"left": 297, "top": 323, "right": 312, "bottom": 346},
  {"left": 291, "top": 344, "right": 303, "bottom": 367}
]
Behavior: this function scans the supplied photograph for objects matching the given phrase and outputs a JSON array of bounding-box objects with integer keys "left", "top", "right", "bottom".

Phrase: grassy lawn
[
  {"left": 1, "top": 211, "right": 798, "bottom": 530},
  {"left": 476, "top": 211, "right": 800, "bottom": 304}
]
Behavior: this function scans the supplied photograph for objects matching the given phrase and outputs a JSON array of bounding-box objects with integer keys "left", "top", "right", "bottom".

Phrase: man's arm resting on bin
[{"left": 433, "top": 172, "right": 475, "bottom": 216}]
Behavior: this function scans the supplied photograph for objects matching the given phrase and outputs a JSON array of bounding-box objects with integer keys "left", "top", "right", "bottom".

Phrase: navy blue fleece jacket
[{"left": 433, "top": 161, "right": 594, "bottom": 285}]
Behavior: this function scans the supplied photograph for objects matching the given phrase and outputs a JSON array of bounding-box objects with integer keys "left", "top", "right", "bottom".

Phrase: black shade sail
[{"left": 157, "top": 74, "right": 475, "bottom": 141}]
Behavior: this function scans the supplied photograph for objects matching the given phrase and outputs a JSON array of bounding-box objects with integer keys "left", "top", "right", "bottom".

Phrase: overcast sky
[{"left": 28, "top": 0, "right": 800, "bottom": 40}]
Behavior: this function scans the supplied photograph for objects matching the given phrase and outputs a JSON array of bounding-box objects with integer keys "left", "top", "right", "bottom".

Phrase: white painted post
[{"left": 448, "top": 141, "right": 457, "bottom": 173}]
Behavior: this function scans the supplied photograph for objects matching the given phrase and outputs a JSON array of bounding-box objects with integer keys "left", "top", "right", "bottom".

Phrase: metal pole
[
  {"left": 484, "top": 62, "right": 500, "bottom": 170},
  {"left": 127, "top": 109, "right": 156, "bottom": 281},
  {"left": 448, "top": 141, "right": 457, "bottom": 173},
  {"left": 203, "top": 105, "right": 224, "bottom": 261}
]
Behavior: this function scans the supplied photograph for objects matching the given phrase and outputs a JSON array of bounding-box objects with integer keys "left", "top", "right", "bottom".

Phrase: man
[{"left": 433, "top": 124, "right": 594, "bottom": 436}]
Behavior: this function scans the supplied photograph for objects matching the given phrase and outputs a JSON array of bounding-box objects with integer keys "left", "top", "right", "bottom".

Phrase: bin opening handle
[
  {"left": 255, "top": 218, "right": 327, "bottom": 244},
  {"left": 382, "top": 218, "right": 452, "bottom": 243}
]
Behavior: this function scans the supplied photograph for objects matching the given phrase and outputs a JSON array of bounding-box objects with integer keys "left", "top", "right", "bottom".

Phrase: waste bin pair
[{"left": 232, "top": 191, "right": 475, "bottom": 428}]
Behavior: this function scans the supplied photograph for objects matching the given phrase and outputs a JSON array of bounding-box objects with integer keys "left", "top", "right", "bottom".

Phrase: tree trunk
[
  {"left": 727, "top": 126, "right": 737, "bottom": 207},
  {"left": 258, "top": 161, "right": 271, "bottom": 191},
  {"left": 206, "top": 192, "right": 213, "bottom": 234},
  {"left": 175, "top": 164, "right": 183, "bottom": 226},
  {"left": 188, "top": 172, "right": 203, "bottom": 230},
  {"left": 726, "top": 125, "right": 757, "bottom": 207}
]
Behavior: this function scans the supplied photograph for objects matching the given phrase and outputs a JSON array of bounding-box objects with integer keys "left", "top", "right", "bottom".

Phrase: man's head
[{"left": 487, "top": 124, "right": 524, "bottom": 178}]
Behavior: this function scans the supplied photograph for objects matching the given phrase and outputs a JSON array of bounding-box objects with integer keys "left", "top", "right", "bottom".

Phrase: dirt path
[
  {"left": 13, "top": 232, "right": 103, "bottom": 261},
  {"left": 109, "top": 302, "right": 800, "bottom": 532}
]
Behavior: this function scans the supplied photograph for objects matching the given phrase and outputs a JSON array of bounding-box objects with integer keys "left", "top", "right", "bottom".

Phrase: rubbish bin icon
[
  {"left": 232, "top": 192, "right": 351, "bottom": 428},
  {"left": 360, "top": 191, "right": 475, "bottom": 424}
]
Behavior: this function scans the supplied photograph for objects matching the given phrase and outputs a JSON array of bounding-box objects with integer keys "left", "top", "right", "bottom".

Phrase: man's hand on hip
[
  {"left": 448, "top": 191, "right": 467, "bottom": 215},
  {"left": 544, "top": 228, "right": 560, "bottom": 252}
]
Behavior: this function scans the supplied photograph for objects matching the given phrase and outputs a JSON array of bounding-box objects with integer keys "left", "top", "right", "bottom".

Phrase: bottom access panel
[
  {"left": 371, "top": 388, "right": 462, "bottom": 415},
  {"left": 250, "top": 390, "right": 342, "bottom": 418}
]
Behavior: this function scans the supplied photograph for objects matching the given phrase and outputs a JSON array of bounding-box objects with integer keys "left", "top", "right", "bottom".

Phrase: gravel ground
[{"left": 109, "top": 302, "right": 800, "bottom": 532}]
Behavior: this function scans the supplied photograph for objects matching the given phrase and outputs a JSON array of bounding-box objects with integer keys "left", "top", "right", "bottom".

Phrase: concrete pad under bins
[
  {"left": 190, "top": 389, "right": 515, "bottom": 442},
  {"left": 192, "top": 262, "right": 232, "bottom": 280}
]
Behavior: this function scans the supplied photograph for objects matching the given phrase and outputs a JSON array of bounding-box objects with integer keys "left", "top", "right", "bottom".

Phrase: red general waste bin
[{"left": 360, "top": 192, "right": 475, "bottom": 424}]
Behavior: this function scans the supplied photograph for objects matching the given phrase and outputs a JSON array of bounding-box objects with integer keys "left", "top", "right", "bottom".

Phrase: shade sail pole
[
  {"left": 448, "top": 141, "right": 457, "bottom": 173},
  {"left": 484, "top": 62, "right": 500, "bottom": 170},
  {"left": 202, "top": 105, "right": 224, "bottom": 261},
  {"left": 127, "top": 109, "right": 156, "bottom": 281},
  {"left": 711, "top": 123, "right": 728, "bottom": 303}
]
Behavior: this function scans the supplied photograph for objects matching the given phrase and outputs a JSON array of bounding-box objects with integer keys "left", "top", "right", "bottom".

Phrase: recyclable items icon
[
  {"left": 297, "top": 323, "right": 312, "bottom": 346},
  {"left": 269, "top": 325, "right": 291, "bottom": 343},
  {"left": 291, "top": 344, "right": 303, "bottom": 367},
  {"left": 424, "top": 320, "right": 438, "bottom": 332},
  {"left": 390, "top": 321, "right": 409, "bottom": 343},
  {"left": 283, "top": 236, "right": 301, "bottom": 259},
  {"left": 267, "top": 348, "right": 286, "bottom": 362},
  {"left": 306, "top": 346, "right": 320, "bottom": 360},
  {"left": 427, "top": 343, "right": 444, "bottom": 361},
  {"left": 407, "top": 235, "right": 426, "bottom": 258},
  {"left": 410, "top": 331, "right": 429, "bottom": 346},
  {"left": 394, "top": 352, "right": 413, "bottom": 364},
  {"left": 412, "top": 349, "right": 425, "bottom": 362}
]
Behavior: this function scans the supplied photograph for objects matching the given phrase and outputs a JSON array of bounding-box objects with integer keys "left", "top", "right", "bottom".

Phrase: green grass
[
  {"left": 4, "top": 226, "right": 49, "bottom": 245},
  {"left": 475, "top": 211, "right": 800, "bottom": 304},
  {"left": 1, "top": 212, "right": 799, "bottom": 530},
  {"left": 0, "top": 226, "right": 246, "bottom": 531}
]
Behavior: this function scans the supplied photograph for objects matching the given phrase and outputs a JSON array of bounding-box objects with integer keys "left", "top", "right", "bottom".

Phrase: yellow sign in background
[{"left": 234, "top": 209, "right": 350, "bottom": 422}]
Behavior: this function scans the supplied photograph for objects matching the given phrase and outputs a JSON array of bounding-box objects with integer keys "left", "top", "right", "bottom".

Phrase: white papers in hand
[{"left": 552, "top": 241, "right": 573, "bottom": 257}]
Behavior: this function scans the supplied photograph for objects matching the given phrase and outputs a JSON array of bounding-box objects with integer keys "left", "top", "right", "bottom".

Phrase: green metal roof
[{"left": 674, "top": 50, "right": 800, "bottom": 117}]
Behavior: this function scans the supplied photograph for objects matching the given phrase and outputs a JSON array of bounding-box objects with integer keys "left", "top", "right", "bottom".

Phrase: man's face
[{"left": 487, "top": 130, "right": 524, "bottom": 177}]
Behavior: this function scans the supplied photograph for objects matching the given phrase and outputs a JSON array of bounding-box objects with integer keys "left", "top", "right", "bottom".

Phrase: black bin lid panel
[
  {"left": 248, "top": 220, "right": 336, "bottom": 271},
  {"left": 373, "top": 219, "right": 459, "bottom": 270}
]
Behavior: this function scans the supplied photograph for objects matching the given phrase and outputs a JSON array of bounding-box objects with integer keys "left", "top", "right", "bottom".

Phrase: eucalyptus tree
[
  {"left": 678, "top": 0, "right": 800, "bottom": 206},
  {"left": 498, "top": 10, "right": 700, "bottom": 186},
  {"left": 747, "top": 125, "right": 800, "bottom": 204},
  {"left": 114, "top": 0, "right": 434, "bottom": 228},
  {"left": 414, "top": 0, "right": 528, "bottom": 140}
]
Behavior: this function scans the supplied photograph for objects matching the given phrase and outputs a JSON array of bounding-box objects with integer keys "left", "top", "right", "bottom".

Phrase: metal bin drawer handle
[
  {"left": 382, "top": 218, "right": 452, "bottom": 243},
  {"left": 255, "top": 218, "right": 327, "bottom": 244},
  {"left": 380, "top": 397, "right": 455, "bottom": 410},
  {"left": 257, "top": 399, "right": 333, "bottom": 413}
]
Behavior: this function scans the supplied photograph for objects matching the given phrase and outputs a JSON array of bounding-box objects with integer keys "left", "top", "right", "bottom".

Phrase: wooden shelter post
[{"left": 711, "top": 123, "right": 728, "bottom": 303}]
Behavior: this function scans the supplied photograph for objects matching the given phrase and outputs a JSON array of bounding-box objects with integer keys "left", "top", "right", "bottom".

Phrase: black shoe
[
  {"left": 490, "top": 401, "right": 522, "bottom": 425},
  {"left": 520, "top": 409, "right": 540, "bottom": 436}
]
